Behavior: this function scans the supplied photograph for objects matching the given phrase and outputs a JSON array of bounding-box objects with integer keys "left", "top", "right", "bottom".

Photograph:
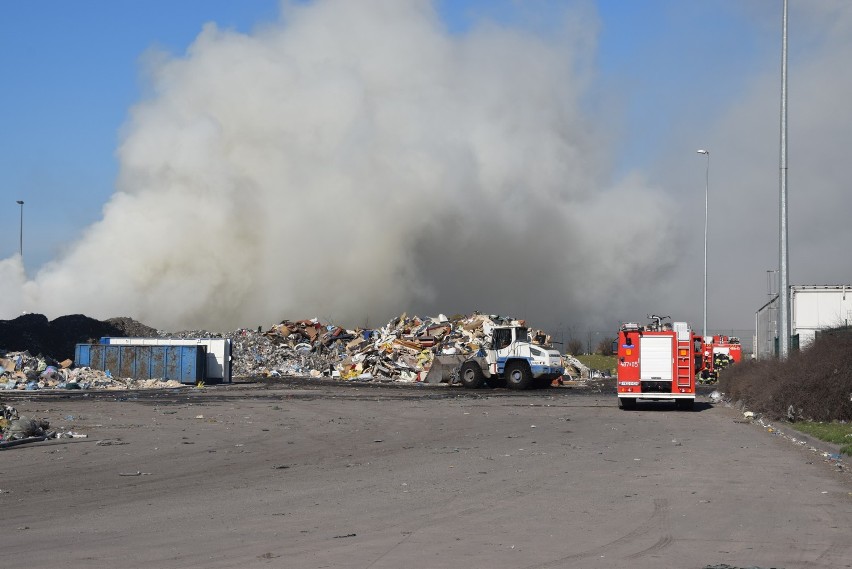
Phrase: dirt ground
[{"left": 1, "top": 381, "right": 850, "bottom": 569}]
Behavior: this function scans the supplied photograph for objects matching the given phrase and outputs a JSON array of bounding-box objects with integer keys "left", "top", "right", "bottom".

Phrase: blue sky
[{"left": 2, "top": 0, "right": 848, "bottom": 335}]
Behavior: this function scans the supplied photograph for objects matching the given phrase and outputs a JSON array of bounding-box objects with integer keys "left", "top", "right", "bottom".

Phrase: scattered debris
[
  {"left": 714, "top": 394, "right": 848, "bottom": 475},
  {"left": 96, "top": 440, "right": 128, "bottom": 446},
  {"left": 561, "top": 354, "right": 588, "bottom": 379},
  {"left": 0, "top": 404, "right": 91, "bottom": 448},
  {"left": 1, "top": 350, "right": 182, "bottom": 391},
  {"left": 3, "top": 415, "right": 50, "bottom": 440}
]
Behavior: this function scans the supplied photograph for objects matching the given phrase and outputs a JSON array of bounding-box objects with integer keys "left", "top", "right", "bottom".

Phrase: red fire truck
[
  {"left": 615, "top": 315, "right": 701, "bottom": 410},
  {"left": 697, "top": 335, "right": 743, "bottom": 383}
]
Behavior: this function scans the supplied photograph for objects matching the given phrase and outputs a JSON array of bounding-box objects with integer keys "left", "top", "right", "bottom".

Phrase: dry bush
[
  {"left": 596, "top": 337, "right": 616, "bottom": 356},
  {"left": 566, "top": 339, "right": 584, "bottom": 355},
  {"left": 718, "top": 328, "right": 852, "bottom": 422}
]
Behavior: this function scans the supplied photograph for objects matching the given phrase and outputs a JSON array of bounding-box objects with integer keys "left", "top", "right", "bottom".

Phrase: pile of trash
[
  {"left": 218, "top": 312, "right": 551, "bottom": 382},
  {"left": 561, "top": 354, "right": 590, "bottom": 379},
  {"left": 1, "top": 351, "right": 182, "bottom": 391},
  {"left": 0, "top": 404, "right": 86, "bottom": 445},
  {"left": 1, "top": 311, "right": 566, "bottom": 388}
]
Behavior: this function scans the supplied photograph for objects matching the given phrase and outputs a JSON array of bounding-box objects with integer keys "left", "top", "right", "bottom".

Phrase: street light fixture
[
  {"left": 16, "top": 200, "right": 24, "bottom": 258},
  {"left": 697, "top": 149, "right": 710, "bottom": 340}
]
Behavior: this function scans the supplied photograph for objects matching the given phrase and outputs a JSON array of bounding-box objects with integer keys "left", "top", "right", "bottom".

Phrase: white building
[{"left": 755, "top": 285, "right": 852, "bottom": 359}]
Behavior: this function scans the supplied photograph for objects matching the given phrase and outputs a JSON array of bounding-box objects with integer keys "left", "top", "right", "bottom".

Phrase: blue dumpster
[{"left": 75, "top": 343, "right": 207, "bottom": 384}]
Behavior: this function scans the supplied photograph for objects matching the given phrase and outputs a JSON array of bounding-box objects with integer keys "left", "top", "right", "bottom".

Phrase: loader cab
[
  {"left": 492, "top": 327, "right": 527, "bottom": 351},
  {"left": 492, "top": 327, "right": 512, "bottom": 350}
]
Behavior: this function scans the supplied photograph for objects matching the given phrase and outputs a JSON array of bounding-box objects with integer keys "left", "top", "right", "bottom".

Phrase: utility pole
[
  {"left": 778, "top": 0, "right": 790, "bottom": 357},
  {"left": 697, "top": 149, "right": 710, "bottom": 340}
]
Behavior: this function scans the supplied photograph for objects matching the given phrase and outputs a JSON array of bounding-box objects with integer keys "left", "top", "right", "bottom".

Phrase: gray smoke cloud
[{"left": 1, "top": 0, "right": 677, "bottom": 333}]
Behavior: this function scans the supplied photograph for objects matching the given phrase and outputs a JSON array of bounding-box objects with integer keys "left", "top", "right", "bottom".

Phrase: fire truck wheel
[
  {"left": 504, "top": 361, "right": 533, "bottom": 390},
  {"left": 459, "top": 361, "right": 486, "bottom": 389},
  {"left": 618, "top": 397, "right": 637, "bottom": 410},
  {"left": 675, "top": 399, "right": 694, "bottom": 411}
]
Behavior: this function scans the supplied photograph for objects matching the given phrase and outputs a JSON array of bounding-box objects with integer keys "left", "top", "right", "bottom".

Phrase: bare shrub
[
  {"left": 597, "top": 337, "right": 616, "bottom": 356},
  {"left": 719, "top": 328, "right": 852, "bottom": 422},
  {"left": 566, "top": 338, "right": 584, "bottom": 355}
]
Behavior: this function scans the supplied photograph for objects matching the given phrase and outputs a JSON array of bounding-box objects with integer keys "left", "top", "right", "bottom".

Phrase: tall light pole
[
  {"left": 16, "top": 200, "right": 24, "bottom": 258},
  {"left": 697, "top": 149, "right": 710, "bottom": 340},
  {"left": 778, "top": 0, "right": 790, "bottom": 357}
]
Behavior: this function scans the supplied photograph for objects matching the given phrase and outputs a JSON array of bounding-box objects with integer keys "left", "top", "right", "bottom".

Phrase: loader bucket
[{"left": 423, "top": 355, "right": 468, "bottom": 384}]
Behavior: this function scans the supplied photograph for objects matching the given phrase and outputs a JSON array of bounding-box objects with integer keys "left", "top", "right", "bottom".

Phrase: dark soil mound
[
  {"left": 49, "top": 315, "right": 126, "bottom": 361},
  {"left": 0, "top": 313, "right": 54, "bottom": 358},
  {"left": 0, "top": 314, "right": 158, "bottom": 362},
  {"left": 104, "top": 316, "right": 160, "bottom": 338}
]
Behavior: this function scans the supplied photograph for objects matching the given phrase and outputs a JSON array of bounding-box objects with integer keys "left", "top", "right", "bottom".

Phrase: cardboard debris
[{"left": 220, "top": 311, "right": 556, "bottom": 384}]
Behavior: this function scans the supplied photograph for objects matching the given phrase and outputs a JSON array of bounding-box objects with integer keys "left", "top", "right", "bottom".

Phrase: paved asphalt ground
[{"left": 1, "top": 381, "right": 850, "bottom": 569}]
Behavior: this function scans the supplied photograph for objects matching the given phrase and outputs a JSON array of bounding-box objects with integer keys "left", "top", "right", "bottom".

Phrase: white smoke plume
[{"left": 1, "top": 0, "right": 677, "bottom": 332}]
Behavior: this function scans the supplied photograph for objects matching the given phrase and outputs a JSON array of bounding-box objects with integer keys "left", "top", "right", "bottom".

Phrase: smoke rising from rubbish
[{"left": 1, "top": 0, "right": 678, "bottom": 332}]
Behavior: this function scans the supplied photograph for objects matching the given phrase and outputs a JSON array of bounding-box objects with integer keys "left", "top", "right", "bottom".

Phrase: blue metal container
[{"left": 75, "top": 343, "right": 207, "bottom": 384}]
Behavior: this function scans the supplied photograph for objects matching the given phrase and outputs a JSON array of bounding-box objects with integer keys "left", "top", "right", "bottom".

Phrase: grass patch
[
  {"left": 790, "top": 421, "right": 852, "bottom": 455},
  {"left": 574, "top": 354, "right": 616, "bottom": 374}
]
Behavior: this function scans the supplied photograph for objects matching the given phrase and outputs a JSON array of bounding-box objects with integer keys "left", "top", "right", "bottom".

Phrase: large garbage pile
[
  {"left": 1, "top": 311, "right": 565, "bottom": 388},
  {"left": 213, "top": 312, "right": 548, "bottom": 382}
]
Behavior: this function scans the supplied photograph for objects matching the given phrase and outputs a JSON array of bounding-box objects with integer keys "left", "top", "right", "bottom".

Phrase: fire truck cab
[{"left": 615, "top": 315, "right": 699, "bottom": 410}]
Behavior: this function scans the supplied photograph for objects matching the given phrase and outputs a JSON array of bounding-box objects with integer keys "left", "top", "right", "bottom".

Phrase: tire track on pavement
[{"left": 525, "top": 498, "right": 669, "bottom": 568}]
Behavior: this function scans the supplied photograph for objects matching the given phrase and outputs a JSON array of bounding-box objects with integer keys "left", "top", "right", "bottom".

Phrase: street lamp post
[
  {"left": 16, "top": 200, "right": 24, "bottom": 258},
  {"left": 778, "top": 0, "right": 790, "bottom": 358},
  {"left": 697, "top": 149, "right": 710, "bottom": 340}
]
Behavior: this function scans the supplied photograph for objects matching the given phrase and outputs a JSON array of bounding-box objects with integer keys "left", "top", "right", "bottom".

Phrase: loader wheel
[
  {"left": 618, "top": 397, "right": 637, "bottom": 410},
  {"left": 459, "top": 361, "right": 486, "bottom": 389},
  {"left": 504, "top": 361, "right": 533, "bottom": 390}
]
